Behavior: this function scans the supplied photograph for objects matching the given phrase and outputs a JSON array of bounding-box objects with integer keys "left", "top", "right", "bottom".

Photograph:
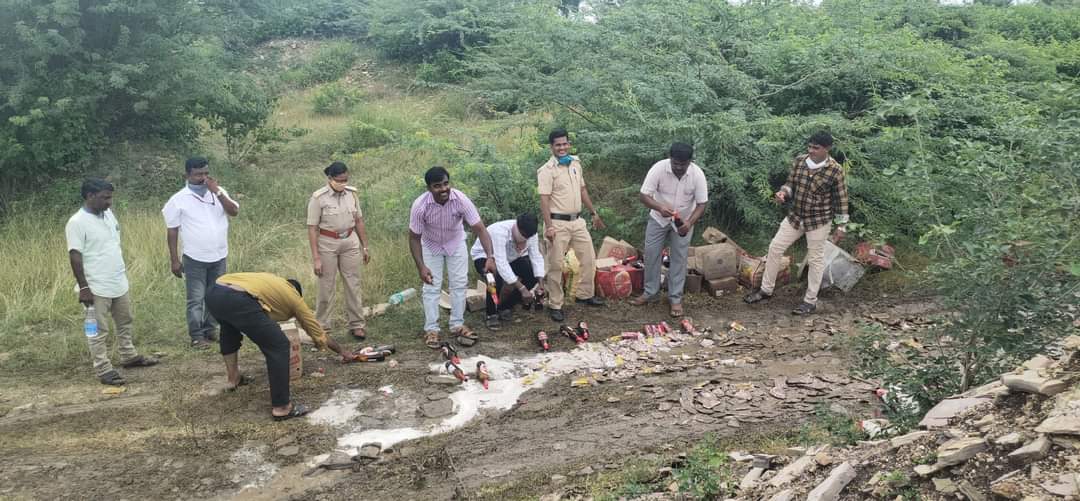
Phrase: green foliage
[
  {"left": 282, "top": 41, "right": 360, "bottom": 87},
  {"left": 312, "top": 82, "right": 365, "bottom": 114},
  {"left": 800, "top": 404, "right": 870, "bottom": 447},
  {"left": 673, "top": 434, "right": 738, "bottom": 499},
  {"left": 345, "top": 120, "right": 396, "bottom": 150},
  {"left": 364, "top": 0, "right": 514, "bottom": 62}
]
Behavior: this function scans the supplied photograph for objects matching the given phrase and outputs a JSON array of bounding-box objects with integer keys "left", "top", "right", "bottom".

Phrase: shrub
[
  {"left": 311, "top": 82, "right": 364, "bottom": 115},
  {"left": 345, "top": 120, "right": 396, "bottom": 151},
  {"left": 282, "top": 41, "right": 359, "bottom": 87}
]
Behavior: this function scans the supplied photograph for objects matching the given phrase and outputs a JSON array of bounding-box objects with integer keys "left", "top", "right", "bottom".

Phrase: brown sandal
[
  {"left": 670, "top": 303, "right": 684, "bottom": 318},
  {"left": 451, "top": 325, "right": 478, "bottom": 347},
  {"left": 424, "top": 331, "right": 441, "bottom": 349}
]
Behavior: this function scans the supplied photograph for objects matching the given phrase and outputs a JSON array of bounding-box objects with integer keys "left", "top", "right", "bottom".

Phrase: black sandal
[
  {"left": 272, "top": 402, "right": 310, "bottom": 421},
  {"left": 99, "top": 370, "right": 126, "bottom": 386}
]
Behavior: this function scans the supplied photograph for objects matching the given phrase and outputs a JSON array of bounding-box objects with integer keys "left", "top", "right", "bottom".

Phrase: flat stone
[
  {"left": 658, "top": 402, "right": 673, "bottom": 411},
  {"left": 425, "top": 375, "right": 461, "bottom": 385},
  {"left": 890, "top": 431, "right": 931, "bottom": 449},
  {"left": 767, "top": 489, "right": 795, "bottom": 501},
  {"left": 552, "top": 442, "right": 567, "bottom": 451},
  {"left": 992, "top": 480, "right": 1025, "bottom": 499},
  {"left": 914, "top": 463, "right": 945, "bottom": 477},
  {"left": 919, "top": 397, "right": 991, "bottom": 428},
  {"left": 814, "top": 451, "right": 834, "bottom": 466},
  {"left": 272, "top": 435, "right": 296, "bottom": 448},
  {"left": 725, "top": 417, "right": 740, "bottom": 428},
  {"left": 739, "top": 467, "right": 764, "bottom": 490},
  {"left": 933, "top": 477, "right": 959, "bottom": 494},
  {"left": 550, "top": 474, "right": 566, "bottom": 484},
  {"left": 958, "top": 480, "right": 988, "bottom": 501},
  {"left": 276, "top": 445, "right": 300, "bottom": 457},
  {"left": 1022, "top": 355, "right": 1054, "bottom": 370},
  {"left": 357, "top": 444, "right": 381, "bottom": 460},
  {"left": 1041, "top": 473, "right": 1080, "bottom": 497},
  {"left": 319, "top": 451, "right": 353, "bottom": 468},
  {"left": 1050, "top": 435, "right": 1080, "bottom": 449},
  {"left": 574, "top": 466, "right": 594, "bottom": 477},
  {"left": 1008, "top": 435, "right": 1051, "bottom": 464},
  {"left": 1001, "top": 370, "right": 1068, "bottom": 396},
  {"left": 995, "top": 432, "right": 1026, "bottom": 447},
  {"left": 768, "top": 455, "right": 816, "bottom": 487},
  {"left": 426, "top": 391, "right": 449, "bottom": 401},
  {"left": 1035, "top": 415, "right": 1080, "bottom": 435},
  {"left": 937, "top": 437, "right": 987, "bottom": 466},
  {"left": 419, "top": 399, "right": 454, "bottom": 418},
  {"left": 806, "top": 462, "right": 856, "bottom": 501}
]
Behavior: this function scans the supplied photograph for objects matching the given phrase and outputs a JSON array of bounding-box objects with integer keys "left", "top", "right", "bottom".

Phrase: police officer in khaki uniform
[
  {"left": 538, "top": 128, "right": 606, "bottom": 323},
  {"left": 306, "top": 162, "right": 371, "bottom": 339}
]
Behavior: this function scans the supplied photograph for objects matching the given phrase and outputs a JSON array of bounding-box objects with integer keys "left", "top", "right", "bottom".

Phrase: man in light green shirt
[{"left": 66, "top": 179, "right": 158, "bottom": 385}]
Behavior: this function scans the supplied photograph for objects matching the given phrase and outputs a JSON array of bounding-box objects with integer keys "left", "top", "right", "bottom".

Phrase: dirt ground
[{"left": 0, "top": 284, "right": 938, "bottom": 501}]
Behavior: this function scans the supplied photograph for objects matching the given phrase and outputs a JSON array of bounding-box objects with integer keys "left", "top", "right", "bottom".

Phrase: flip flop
[
  {"left": 272, "top": 402, "right": 310, "bottom": 421},
  {"left": 452, "top": 325, "right": 478, "bottom": 347},
  {"left": 225, "top": 374, "right": 255, "bottom": 392}
]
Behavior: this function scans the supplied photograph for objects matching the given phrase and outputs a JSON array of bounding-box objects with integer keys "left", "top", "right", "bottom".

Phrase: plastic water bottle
[
  {"left": 84, "top": 306, "right": 98, "bottom": 338},
  {"left": 388, "top": 288, "right": 417, "bottom": 305}
]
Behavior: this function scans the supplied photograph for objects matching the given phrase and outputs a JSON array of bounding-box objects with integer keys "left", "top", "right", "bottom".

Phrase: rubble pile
[{"left": 729, "top": 335, "right": 1080, "bottom": 500}]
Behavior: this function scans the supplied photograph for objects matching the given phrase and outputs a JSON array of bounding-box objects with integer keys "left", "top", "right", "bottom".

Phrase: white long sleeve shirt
[{"left": 470, "top": 219, "right": 544, "bottom": 284}]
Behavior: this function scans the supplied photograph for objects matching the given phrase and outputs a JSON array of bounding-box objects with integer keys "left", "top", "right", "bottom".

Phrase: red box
[
  {"left": 595, "top": 264, "right": 643, "bottom": 299},
  {"left": 854, "top": 242, "right": 895, "bottom": 270}
]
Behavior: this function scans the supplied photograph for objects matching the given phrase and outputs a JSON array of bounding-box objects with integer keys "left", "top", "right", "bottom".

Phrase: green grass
[{"left": 0, "top": 52, "right": 543, "bottom": 378}]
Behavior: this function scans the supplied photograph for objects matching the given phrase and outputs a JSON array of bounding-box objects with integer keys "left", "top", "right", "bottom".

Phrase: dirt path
[{"left": 0, "top": 289, "right": 938, "bottom": 500}]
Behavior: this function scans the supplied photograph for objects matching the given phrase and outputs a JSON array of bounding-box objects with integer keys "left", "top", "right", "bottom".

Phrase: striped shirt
[
  {"left": 409, "top": 189, "right": 482, "bottom": 256},
  {"left": 780, "top": 154, "right": 849, "bottom": 231}
]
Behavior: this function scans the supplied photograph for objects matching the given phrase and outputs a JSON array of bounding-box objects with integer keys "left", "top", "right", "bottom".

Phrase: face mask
[
  {"left": 805, "top": 157, "right": 827, "bottom": 170},
  {"left": 188, "top": 182, "right": 209, "bottom": 196},
  {"left": 329, "top": 180, "right": 347, "bottom": 192},
  {"left": 557, "top": 155, "right": 573, "bottom": 166}
]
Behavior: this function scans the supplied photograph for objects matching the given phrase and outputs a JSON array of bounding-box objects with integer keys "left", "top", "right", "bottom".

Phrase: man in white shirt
[
  {"left": 162, "top": 157, "right": 240, "bottom": 349},
  {"left": 66, "top": 179, "right": 158, "bottom": 385},
  {"left": 631, "top": 143, "right": 709, "bottom": 318},
  {"left": 471, "top": 213, "right": 546, "bottom": 331}
]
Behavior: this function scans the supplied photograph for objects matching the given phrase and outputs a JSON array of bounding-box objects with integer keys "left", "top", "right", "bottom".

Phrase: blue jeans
[
  {"left": 183, "top": 255, "right": 227, "bottom": 340},
  {"left": 421, "top": 242, "right": 469, "bottom": 333}
]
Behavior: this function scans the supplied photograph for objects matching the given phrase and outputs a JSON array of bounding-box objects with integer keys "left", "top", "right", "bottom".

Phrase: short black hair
[
  {"left": 424, "top": 166, "right": 450, "bottom": 187},
  {"left": 81, "top": 178, "right": 114, "bottom": 199},
  {"left": 324, "top": 161, "right": 348, "bottom": 177},
  {"left": 669, "top": 142, "right": 694, "bottom": 162},
  {"left": 808, "top": 131, "right": 833, "bottom": 148},
  {"left": 286, "top": 278, "right": 302, "bottom": 297},
  {"left": 516, "top": 213, "right": 539, "bottom": 238},
  {"left": 548, "top": 128, "right": 569, "bottom": 145},
  {"left": 185, "top": 156, "right": 209, "bottom": 174}
]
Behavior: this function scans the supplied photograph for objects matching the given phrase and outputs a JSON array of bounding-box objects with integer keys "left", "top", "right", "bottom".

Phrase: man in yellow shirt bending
[{"left": 208, "top": 272, "right": 350, "bottom": 420}]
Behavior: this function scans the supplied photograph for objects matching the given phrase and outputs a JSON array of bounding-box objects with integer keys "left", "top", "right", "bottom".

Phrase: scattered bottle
[
  {"left": 84, "top": 305, "right": 98, "bottom": 338},
  {"left": 620, "top": 331, "right": 643, "bottom": 340},
  {"left": 445, "top": 361, "right": 467, "bottom": 383},
  {"left": 560, "top": 324, "right": 584, "bottom": 345},
  {"left": 485, "top": 272, "right": 500, "bottom": 307},
  {"left": 536, "top": 330, "right": 550, "bottom": 351},
  {"left": 439, "top": 341, "right": 461, "bottom": 365},
  {"left": 389, "top": 288, "right": 417, "bottom": 305},
  {"left": 680, "top": 318, "right": 698, "bottom": 335},
  {"left": 659, "top": 321, "right": 673, "bottom": 335},
  {"left": 575, "top": 321, "right": 590, "bottom": 341},
  {"left": 349, "top": 347, "right": 386, "bottom": 363},
  {"left": 672, "top": 210, "right": 684, "bottom": 228},
  {"left": 476, "top": 361, "right": 490, "bottom": 390}
]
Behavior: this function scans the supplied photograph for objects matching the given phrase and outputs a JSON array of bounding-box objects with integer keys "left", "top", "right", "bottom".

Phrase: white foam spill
[
  {"left": 307, "top": 388, "right": 371, "bottom": 427},
  {"left": 229, "top": 445, "right": 279, "bottom": 490},
  {"left": 327, "top": 345, "right": 618, "bottom": 454}
]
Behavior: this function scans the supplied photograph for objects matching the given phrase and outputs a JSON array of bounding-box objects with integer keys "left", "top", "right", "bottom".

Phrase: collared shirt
[
  {"left": 470, "top": 219, "right": 545, "bottom": 284},
  {"left": 408, "top": 188, "right": 482, "bottom": 256},
  {"left": 537, "top": 155, "right": 585, "bottom": 215},
  {"left": 65, "top": 208, "right": 129, "bottom": 298},
  {"left": 780, "top": 154, "right": 849, "bottom": 231},
  {"left": 640, "top": 159, "right": 709, "bottom": 227},
  {"left": 215, "top": 273, "right": 329, "bottom": 350},
  {"left": 306, "top": 185, "right": 361, "bottom": 233},
  {"left": 162, "top": 185, "right": 238, "bottom": 263}
]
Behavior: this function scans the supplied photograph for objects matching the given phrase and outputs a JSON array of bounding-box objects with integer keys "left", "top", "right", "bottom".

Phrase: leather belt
[
  {"left": 319, "top": 228, "right": 353, "bottom": 239},
  {"left": 550, "top": 213, "right": 578, "bottom": 221}
]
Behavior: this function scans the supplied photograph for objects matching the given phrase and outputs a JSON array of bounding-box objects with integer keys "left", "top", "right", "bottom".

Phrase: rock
[
  {"left": 933, "top": 478, "right": 958, "bottom": 494},
  {"left": 992, "top": 480, "right": 1025, "bottom": 500},
  {"left": 937, "top": 437, "right": 987, "bottom": 466},
  {"left": 1041, "top": 473, "right": 1080, "bottom": 497},
  {"left": 768, "top": 455, "right": 816, "bottom": 487},
  {"left": 426, "top": 391, "right": 449, "bottom": 401},
  {"left": 806, "top": 462, "right": 856, "bottom": 501},
  {"left": 552, "top": 442, "right": 567, "bottom": 451},
  {"left": 419, "top": 399, "right": 454, "bottom": 418},
  {"left": 1001, "top": 370, "right": 1068, "bottom": 396},
  {"left": 1008, "top": 435, "right": 1051, "bottom": 464},
  {"left": 276, "top": 445, "right": 300, "bottom": 457},
  {"left": 914, "top": 463, "right": 945, "bottom": 477},
  {"left": 658, "top": 402, "right": 673, "bottom": 411},
  {"left": 425, "top": 375, "right": 461, "bottom": 385},
  {"left": 958, "top": 480, "right": 988, "bottom": 501},
  {"left": 739, "top": 467, "right": 764, "bottom": 490},
  {"left": 1022, "top": 355, "right": 1054, "bottom": 370},
  {"left": 1034, "top": 415, "right": 1080, "bottom": 435},
  {"left": 814, "top": 451, "right": 834, "bottom": 466},
  {"left": 726, "top": 417, "right": 740, "bottom": 428},
  {"left": 574, "top": 466, "right": 594, "bottom": 477},
  {"left": 995, "top": 432, "right": 1026, "bottom": 447},
  {"left": 1050, "top": 435, "right": 1080, "bottom": 449},
  {"left": 539, "top": 494, "right": 560, "bottom": 501},
  {"left": 550, "top": 474, "right": 566, "bottom": 484},
  {"left": 729, "top": 451, "right": 754, "bottom": 462},
  {"left": 919, "top": 397, "right": 992, "bottom": 428},
  {"left": 973, "top": 414, "right": 996, "bottom": 428},
  {"left": 700, "top": 339, "right": 715, "bottom": 348},
  {"left": 767, "top": 489, "right": 795, "bottom": 501},
  {"left": 890, "top": 431, "right": 931, "bottom": 449},
  {"left": 319, "top": 451, "right": 354, "bottom": 469},
  {"left": 357, "top": 444, "right": 381, "bottom": 460}
]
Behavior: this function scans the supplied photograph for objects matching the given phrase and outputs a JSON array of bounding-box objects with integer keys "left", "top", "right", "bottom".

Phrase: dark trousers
[
  {"left": 205, "top": 285, "right": 290, "bottom": 407},
  {"left": 473, "top": 257, "right": 539, "bottom": 316}
]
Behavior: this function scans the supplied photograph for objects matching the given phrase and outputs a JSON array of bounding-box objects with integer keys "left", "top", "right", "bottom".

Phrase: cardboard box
[
  {"left": 737, "top": 252, "right": 791, "bottom": 289},
  {"left": 701, "top": 227, "right": 731, "bottom": 245},
  {"left": 704, "top": 277, "right": 738, "bottom": 296},
  {"left": 597, "top": 236, "right": 637, "bottom": 261},
  {"left": 440, "top": 283, "right": 487, "bottom": 312},
  {"left": 280, "top": 321, "right": 303, "bottom": 381},
  {"left": 280, "top": 320, "right": 313, "bottom": 345},
  {"left": 684, "top": 272, "right": 703, "bottom": 293},
  {"left": 595, "top": 257, "right": 619, "bottom": 270},
  {"left": 695, "top": 243, "right": 739, "bottom": 279}
]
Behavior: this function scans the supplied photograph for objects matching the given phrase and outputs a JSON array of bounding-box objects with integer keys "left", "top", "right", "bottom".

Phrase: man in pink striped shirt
[{"left": 409, "top": 166, "right": 496, "bottom": 348}]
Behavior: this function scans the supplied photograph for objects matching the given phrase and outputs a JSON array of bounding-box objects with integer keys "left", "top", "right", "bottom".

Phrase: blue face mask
[
  {"left": 557, "top": 155, "right": 573, "bottom": 166},
  {"left": 188, "top": 182, "right": 209, "bottom": 196}
]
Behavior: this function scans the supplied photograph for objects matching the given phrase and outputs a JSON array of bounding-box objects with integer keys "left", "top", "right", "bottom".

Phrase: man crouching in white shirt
[
  {"left": 162, "top": 157, "right": 240, "bottom": 350},
  {"left": 471, "top": 213, "right": 546, "bottom": 331}
]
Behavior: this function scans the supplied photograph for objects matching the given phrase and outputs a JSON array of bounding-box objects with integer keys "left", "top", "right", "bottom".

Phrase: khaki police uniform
[
  {"left": 306, "top": 185, "right": 365, "bottom": 331},
  {"left": 537, "top": 155, "right": 596, "bottom": 309}
]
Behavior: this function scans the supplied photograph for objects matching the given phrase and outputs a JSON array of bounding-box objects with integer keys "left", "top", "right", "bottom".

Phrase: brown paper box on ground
[
  {"left": 595, "top": 257, "right": 619, "bottom": 270},
  {"left": 687, "top": 255, "right": 703, "bottom": 274},
  {"left": 280, "top": 322, "right": 303, "bottom": 381},
  {"left": 280, "top": 320, "right": 313, "bottom": 345},
  {"left": 704, "top": 277, "right": 738, "bottom": 296},
  {"left": 684, "top": 272, "right": 703, "bottom": 293},
  {"left": 701, "top": 227, "right": 731, "bottom": 245},
  {"left": 695, "top": 243, "right": 739, "bottom": 279},
  {"left": 597, "top": 236, "right": 637, "bottom": 261}
]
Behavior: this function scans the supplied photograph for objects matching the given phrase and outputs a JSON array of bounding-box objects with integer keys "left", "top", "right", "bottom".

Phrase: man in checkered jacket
[{"left": 744, "top": 131, "right": 849, "bottom": 315}]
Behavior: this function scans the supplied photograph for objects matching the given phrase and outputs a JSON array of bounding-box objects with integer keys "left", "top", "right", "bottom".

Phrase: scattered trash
[
  {"left": 571, "top": 377, "right": 591, "bottom": 387},
  {"left": 476, "top": 361, "right": 490, "bottom": 390},
  {"left": 536, "top": 330, "right": 550, "bottom": 351},
  {"left": 101, "top": 386, "right": 126, "bottom": 395},
  {"left": 388, "top": 288, "right": 417, "bottom": 305},
  {"left": 561, "top": 325, "right": 585, "bottom": 345},
  {"left": 728, "top": 321, "right": 745, "bottom": 332},
  {"left": 378, "top": 385, "right": 394, "bottom": 396},
  {"left": 854, "top": 241, "right": 895, "bottom": 270},
  {"left": 387, "top": 359, "right": 399, "bottom": 369},
  {"left": 798, "top": 241, "right": 865, "bottom": 292},
  {"left": 439, "top": 342, "right": 461, "bottom": 365},
  {"left": 576, "top": 321, "right": 591, "bottom": 341}
]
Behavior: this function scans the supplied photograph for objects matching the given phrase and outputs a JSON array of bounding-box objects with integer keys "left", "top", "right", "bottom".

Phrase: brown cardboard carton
[
  {"left": 280, "top": 321, "right": 303, "bottom": 381},
  {"left": 597, "top": 236, "right": 637, "bottom": 261},
  {"left": 684, "top": 272, "right": 703, "bottom": 293},
  {"left": 704, "top": 277, "right": 738, "bottom": 296},
  {"left": 595, "top": 257, "right": 619, "bottom": 270},
  {"left": 695, "top": 243, "right": 738, "bottom": 279}
]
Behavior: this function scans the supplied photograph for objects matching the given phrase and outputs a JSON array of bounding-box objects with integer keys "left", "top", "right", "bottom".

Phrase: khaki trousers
[
  {"left": 88, "top": 293, "right": 139, "bottom": 376},
  {"left": 315, "top": 233, "right": 366, "bottom": 331},
  {"left": 543, "top": 218, "right": 596, "bottom": 309},
  {"left": 761, "top": 217, "right": 831, "bottom": 305}
]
